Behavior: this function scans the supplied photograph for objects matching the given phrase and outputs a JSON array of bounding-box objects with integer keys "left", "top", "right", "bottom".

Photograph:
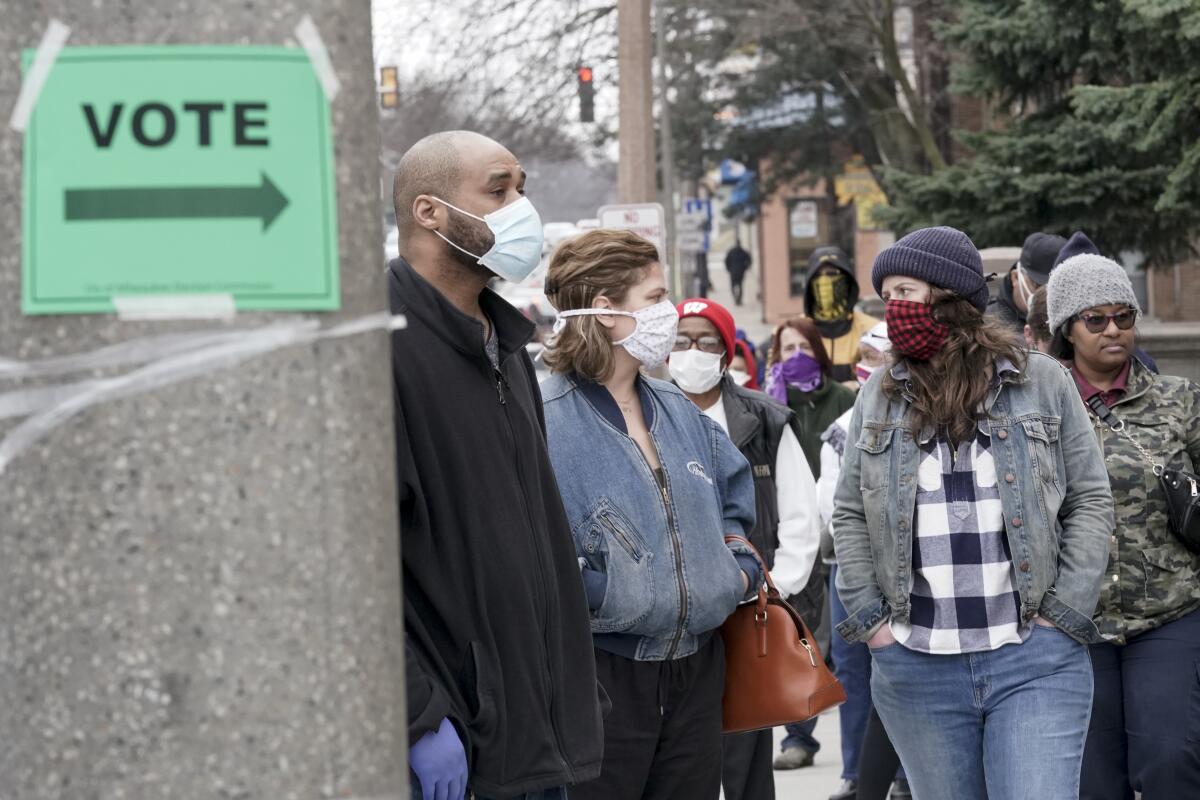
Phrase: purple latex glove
[
  {"left": 765, "top": 351, "right": 823, "bottom": 403},
  {"left": 410, "top": 717, "right": 467, "bottom": 800}
]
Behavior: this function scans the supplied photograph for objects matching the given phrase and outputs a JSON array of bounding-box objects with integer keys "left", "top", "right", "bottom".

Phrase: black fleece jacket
[{"left": 389, "top": 257, "right": 603, "bottom": 798}]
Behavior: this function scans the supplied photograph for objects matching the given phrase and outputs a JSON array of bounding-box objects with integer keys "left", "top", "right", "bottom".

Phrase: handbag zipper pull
[{"left": 799, "top": 638, "right": 817, "bottom": 667}]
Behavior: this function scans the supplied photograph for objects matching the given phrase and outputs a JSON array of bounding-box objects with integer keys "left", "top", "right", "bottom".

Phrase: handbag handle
[
  {"left": 724, "top": 534, "right": 819, "bottom": 667},
  {"left": 1085, "top": 395, "right": 1166, "bottom": 476}
]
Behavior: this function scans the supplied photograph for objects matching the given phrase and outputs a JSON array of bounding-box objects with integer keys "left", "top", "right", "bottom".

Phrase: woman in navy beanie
[{"left": 831, "top": 226, "right": 1114, "bottom": 800}]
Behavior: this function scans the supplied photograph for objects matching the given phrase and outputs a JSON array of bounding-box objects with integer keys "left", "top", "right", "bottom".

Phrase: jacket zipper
[
  {"left": 629, "top": 436, "right": 689, "bottom": 660},
  {"left": 492, "top": 363, "right": 574, "bottom": 780}
]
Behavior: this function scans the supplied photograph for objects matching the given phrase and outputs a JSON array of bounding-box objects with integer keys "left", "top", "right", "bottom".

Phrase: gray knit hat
[
  {"left": 871, "top": 226, "right": 990, "bottom": 311},
  {"left": 1046, "top": 253, "right": 1141, "bottom": 334}
]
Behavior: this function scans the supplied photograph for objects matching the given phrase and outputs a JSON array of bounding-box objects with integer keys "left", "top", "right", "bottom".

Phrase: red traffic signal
[{"left": 577, "top": 65, "right": 595, "bottom": 123}]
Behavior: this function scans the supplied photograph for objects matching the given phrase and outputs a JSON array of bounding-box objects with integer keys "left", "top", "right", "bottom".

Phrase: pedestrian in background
[
  {"left": 541, "top": 229, "right": 761, "bottom": 800},
  {"left": 669, "top": 296, "right": 823, "bottom": 800},
  {"left": 833, "top": 226, "right": 1114, "bottom": 800},
  {"left": 1046, "top": 254, "right": 1200, "bottom": 799},
  {"left": 389, "top": 131, "right": 604, "bottom": 800},
  {"left": 817, "top": 323, "right": 910, "bottom": 800},
  {"left": 765, "top": 317, "right": 857, "bottom": 771},
  {"left": 725, "top": 239, "right": 753, "bottom": 306},
  {"left": 802, "top": 246, "right": 880, "bottom": 387}
]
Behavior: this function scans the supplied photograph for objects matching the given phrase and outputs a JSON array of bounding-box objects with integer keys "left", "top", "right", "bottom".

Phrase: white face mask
[
  {"left": 728, "top": 368, "right": 752, "bottom": 387},
  {"left": 1015, "top": 264, "right": 1037, "bottom": 306},
  {"left": 669, "top": 348, "right": 725, "bottom": 394},
  {"left": 555, "top": 300, "right": 680, "bottom": 368},
  {"left": 432, "top": 196, "right": 545, "bottom": 283}
]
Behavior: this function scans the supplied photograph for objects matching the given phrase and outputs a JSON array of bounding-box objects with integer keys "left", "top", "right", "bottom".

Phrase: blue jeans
[
  {"left": 870, "top": 625, "right": 1093, "bottom": 800},
  {"left": 829, "top": 564, "right": 871, "bottom": 779}
]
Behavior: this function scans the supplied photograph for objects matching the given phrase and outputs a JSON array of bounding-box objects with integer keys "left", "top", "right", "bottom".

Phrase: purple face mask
[{"left": 766, "top": 351, "right": 824, "bottom": 403}]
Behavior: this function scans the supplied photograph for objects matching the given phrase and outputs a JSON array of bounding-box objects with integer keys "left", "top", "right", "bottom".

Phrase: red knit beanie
[{"left": 676, "top": 298, "right": 736, "bottom": 360}]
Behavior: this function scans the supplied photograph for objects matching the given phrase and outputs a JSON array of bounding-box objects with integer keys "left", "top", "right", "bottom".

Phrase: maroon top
[{"left": 1070, "top": 358, "right": 1131, "bottom": 408}]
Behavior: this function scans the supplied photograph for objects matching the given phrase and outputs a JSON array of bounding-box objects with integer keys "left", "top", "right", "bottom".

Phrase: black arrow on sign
[{"left": 64, "top": 172, "right": 289, "bottom": 231}]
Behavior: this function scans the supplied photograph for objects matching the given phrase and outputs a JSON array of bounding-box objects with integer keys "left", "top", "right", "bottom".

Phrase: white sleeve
[
  {"left": 817, "top": 442, "right": 841, "bottom": 528},
  {"left": 768, "top": 426, "right": 821, "bottom": 598}
]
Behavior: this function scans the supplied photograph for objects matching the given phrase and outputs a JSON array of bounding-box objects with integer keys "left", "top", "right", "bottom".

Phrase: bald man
[{"left": 389, "top": 131, "right": 604, "bottom": 800}]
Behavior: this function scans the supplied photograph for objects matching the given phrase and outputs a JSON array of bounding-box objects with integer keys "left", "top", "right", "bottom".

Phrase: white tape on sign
[
  {"left": 295, "top": 15, "right": 341, "bottom": 101},
  {"left": 8, "top": 18, "right": 70, "bottom": 132},
  {"left": 0, "top": 312, "right": 406, "bottom": 475},
  {"left": 113, "top": 293, "right": 237, "bottom": 321}
]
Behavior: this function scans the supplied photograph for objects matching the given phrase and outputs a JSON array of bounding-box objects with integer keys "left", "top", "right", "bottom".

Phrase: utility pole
[
  {"left": 654, "top": 0, "right": 679, "bottom": 297},
  {"left": 617, "top": 0, "right": 656, "bottom": 204}
]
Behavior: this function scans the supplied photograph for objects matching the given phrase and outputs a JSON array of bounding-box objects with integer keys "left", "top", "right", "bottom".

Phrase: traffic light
[
  {"left": 577, "top": 65, "right": 594, "bottom": 123},
  {"left": 380, "top": 66, "right": 399, "bottom": 110}
]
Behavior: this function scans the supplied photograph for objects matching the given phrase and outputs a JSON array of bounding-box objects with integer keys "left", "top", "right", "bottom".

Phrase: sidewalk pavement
[{"left": 770, "top": 712, "right": 845, "bottom": 799}]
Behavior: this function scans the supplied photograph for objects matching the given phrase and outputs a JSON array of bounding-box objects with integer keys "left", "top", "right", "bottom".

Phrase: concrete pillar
[
  {"left": 0, "top": 2, "right": 406, "bottom": 798},
  {"left": 617, "top": 0, "right": 657, "bottom": 204}
]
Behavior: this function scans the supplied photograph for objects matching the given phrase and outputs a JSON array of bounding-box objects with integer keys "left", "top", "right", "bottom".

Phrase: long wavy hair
[{"left": 882, "top": 289, "right": 1027, "bottom": 444}]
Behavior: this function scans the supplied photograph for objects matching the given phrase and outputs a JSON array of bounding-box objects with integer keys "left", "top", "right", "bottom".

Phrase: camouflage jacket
[{"left": 1090, "top": 358, "right": 1200, "bottom": 643}]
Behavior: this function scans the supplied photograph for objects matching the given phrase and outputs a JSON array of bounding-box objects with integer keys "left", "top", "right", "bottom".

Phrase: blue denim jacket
[
  {"left": 541, "top": 373, "right": 757, "bottom": 661},
  {"left": 832, "top": 352, "right": 1114, "bottom": 645}
]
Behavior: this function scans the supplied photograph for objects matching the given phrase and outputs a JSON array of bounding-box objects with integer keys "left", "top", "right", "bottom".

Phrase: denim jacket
[
  {"left": 832, "top": 352, "right": 1114, "bottom": 645},
  {"left": 541, "top": 373, "right": 757, "bottom": 661}
]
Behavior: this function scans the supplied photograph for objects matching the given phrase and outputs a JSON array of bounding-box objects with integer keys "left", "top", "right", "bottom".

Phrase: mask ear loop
[
  {"left": 551, "top": 308, "right": 634, "bottom": 336},
  {"left": 429, "top": 196, "right": 489, "bottom": 263}
]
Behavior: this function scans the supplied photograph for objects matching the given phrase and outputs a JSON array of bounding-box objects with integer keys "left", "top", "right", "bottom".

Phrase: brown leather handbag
[{"left": 721, "top": 536, "right": 846, "bottom": 733}]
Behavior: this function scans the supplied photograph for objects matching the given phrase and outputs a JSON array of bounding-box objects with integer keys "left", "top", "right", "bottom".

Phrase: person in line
[
  {"left": 1045, "top": 254, "right": 1200, "bottom": 799},
  {"left": 833, "top": 226, "right": 1114, "bottom": 800},
  {"left": 802, "top": 246, "right": 880, "bottom": 387},
  {"left": 766, "top": 318, "right": 857, "bottom": 771},
  {"left": 817, "top": 323, "right": 910, "bottom": 800},
  {"left": 1054, "top": 231, "right": 1160, "bottom": 373},
  {"left": 725, "top": 240, "right": 753, "bottom": 306},
  {"left": 1023, "top": 286, "right": 1052, "bottom": 353},
  {"left": 986, "top": 232, "right": 1065, "bottom": 338},
  {"left": 667, "top": 296, "right": 823, "bottom": 800},
  {"left": 389, "top": 131, "right": 604, "bottom": 800},
  {"left": 540, "top": 229, "right": 761, "bottom": 800},
  {"left": 729, "top": 338, "right": 760, "bottom": 390}
]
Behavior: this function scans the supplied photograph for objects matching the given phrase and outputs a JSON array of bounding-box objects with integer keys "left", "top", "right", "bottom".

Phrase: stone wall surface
[{"left": 0, "top": 2, "right": 406, "bottom": 798}]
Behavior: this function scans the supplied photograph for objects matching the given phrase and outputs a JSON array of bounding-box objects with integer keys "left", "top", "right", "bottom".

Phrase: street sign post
[
  {"left": 598, "top": 202, "right": 666, "bottom": 260},
  {"left": 21, "top": 46, "right": 339, "bottom": 314}
]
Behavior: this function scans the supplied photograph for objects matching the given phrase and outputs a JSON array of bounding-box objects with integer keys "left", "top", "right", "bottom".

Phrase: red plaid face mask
[{"left": 885, "top": 299, "right": 950, "bottom": 361}]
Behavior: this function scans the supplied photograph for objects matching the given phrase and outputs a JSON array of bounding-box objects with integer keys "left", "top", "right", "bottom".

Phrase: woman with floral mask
[
  {"left": 540, "top": 229, "right": 761, "bottom": 799},
  {"left": 832, "top": 226, "right": 1114, "bottom": 800}
]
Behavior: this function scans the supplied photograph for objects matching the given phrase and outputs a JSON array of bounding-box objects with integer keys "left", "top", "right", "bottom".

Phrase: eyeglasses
[
  {"left": 673, "top": 335, "right": 725, "bottom": 354},
  {"left": 1077, "top": 308, "right": 1137, "bottom": 334}
]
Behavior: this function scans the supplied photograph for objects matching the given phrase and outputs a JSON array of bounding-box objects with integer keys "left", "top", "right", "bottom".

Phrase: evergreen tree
[{"left": 878, "top": 0, "right": 1200, "bottom": 265}]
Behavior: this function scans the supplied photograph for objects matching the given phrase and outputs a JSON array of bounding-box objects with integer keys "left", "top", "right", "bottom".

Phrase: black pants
[
  {"left": 1079, "top": 606, "right": 1200, "bottom": 800},
  {"left": 721, "top": 728, "right": 775, "bottom": 800},
  {"left": 856, "top": 706, "right": 902, "bottom": 800},
  {"left": 731, "top": 277, "right": 744, "bottom": 305},
  {"left": 572, "top": 635, "right": 726, "bottom": 800}
]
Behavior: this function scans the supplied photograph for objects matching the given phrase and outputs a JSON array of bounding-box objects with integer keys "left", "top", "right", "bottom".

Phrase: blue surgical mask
[{"left": 432, "top": 196, "right": 545, "bottom": 283}]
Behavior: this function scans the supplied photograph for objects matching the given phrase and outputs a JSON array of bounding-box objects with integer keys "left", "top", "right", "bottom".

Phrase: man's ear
[{"left": 412, "top": 195, "right": 443, "bottom": 232}]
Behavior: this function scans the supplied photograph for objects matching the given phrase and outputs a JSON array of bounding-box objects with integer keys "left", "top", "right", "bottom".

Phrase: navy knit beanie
[
  {"left": 1052, "top": 231, "right": 1100, "bottom": 270},
  {"left": 871, "top": 226, "right": 989, "bottom": 311}
]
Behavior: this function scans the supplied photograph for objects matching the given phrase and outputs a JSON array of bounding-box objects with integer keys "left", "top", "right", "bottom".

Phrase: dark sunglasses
[{"left": 1077, "top": 308, "right": 1137, "bottom": 334}]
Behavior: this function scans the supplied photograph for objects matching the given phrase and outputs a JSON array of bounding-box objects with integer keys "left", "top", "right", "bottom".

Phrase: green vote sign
[{"left": 21, "top": 46, "right": 340, "bottom": 314}]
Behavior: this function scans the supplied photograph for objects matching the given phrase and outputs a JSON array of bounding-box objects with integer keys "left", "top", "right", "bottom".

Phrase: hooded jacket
[
  {"left": 803, "top": 247, "right": 879, "bottom": 383},
  {"left": 389, "top": 257, "right": 604, "bottom": 797}
]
